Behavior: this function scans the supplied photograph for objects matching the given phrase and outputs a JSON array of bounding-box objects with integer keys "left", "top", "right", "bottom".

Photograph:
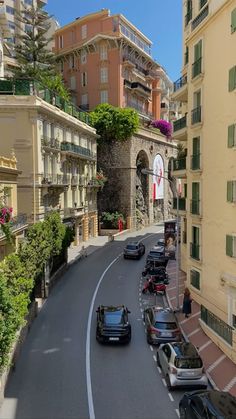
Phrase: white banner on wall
[{"left": 153, "top": 154, "right": 164, "bottom": 200}]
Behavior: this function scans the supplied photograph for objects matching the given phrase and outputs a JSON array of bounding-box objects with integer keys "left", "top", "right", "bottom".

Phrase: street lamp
[{"left": 141, "top": 167, "right": 180, "bottom": 311}]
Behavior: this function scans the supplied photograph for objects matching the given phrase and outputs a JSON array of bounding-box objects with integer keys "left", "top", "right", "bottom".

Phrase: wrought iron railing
[
  {"left": 173, "top": 115, "right": 187, "bottom": 132},
  {"left": 0, "top": 213, "right": 28, "bottom": 238},
  {"left": 190, "top": 199, "right": 200, "bottom": 215},
  {"left": 201, "top": 305, "right": 233, "bottom": 345},
  {"left": 60, "top": 142, "right": 96, "bottom": 159},
  {"left": 173, "top": 74, "right": 187, "bottom": 92},
  {"left": 41, "top": 137, "right": 60, "bottom": 150},
  {"left": 173, "top": 197, "right": 186, "bottom": 211},
  {"left": 191, "top": 106, "right": 201, "bottom": 124},
  {"left": 173, "top": 157, "right": 186, "bottom": 171},
  {"left": 192, "top": 57, "right": 202, "bottom": 79},
  {"left": 191, "top": 153, "right": 201, "bottom": 170},
  {"left": 192, "top": 5, "right": 209, "bottom": 31},
  {"left": 41, "top": 173, "right": 70, "bottom": 185}
]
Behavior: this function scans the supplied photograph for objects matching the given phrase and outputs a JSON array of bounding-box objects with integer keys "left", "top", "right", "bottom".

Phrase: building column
[
  {"left": 82, "top": 214, "right": 89, "bottom": 241},
  {"left": 93, "top": 213, "right": 98, "bottom": 237}
]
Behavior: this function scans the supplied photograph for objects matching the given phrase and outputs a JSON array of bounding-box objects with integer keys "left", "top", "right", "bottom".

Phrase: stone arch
[{"left": 136, "top": 150, "right": 149, "bottom": 228}]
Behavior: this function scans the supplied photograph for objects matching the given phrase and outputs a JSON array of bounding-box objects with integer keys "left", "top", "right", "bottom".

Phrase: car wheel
[
  {"left": 147, "top": 335, "right": 152, "bottom": 345},
  {"left": 156, "top": 353, "right": 161, "bottom": 367},
  {"left": 124, "top": 255, "right": 127, "bottom": 259},
  {"left": 179, "top": 405, "right": 186, "bottom": 419},
  {"left": 166, "top": 374, "right": 173, "bottom": 391}
]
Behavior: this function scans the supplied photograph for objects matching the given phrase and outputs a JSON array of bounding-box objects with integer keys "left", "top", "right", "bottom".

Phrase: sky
[{"left": 46, "top": 0, "right": 182, "bottom": 82}]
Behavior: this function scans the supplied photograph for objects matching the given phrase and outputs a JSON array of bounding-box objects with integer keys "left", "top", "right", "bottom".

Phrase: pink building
[{"left": 54, "top": 9, "right": 163, "bottom": 121}]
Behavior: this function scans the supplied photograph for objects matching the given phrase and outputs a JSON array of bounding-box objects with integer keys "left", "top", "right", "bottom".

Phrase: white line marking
[
  {"left": 168, "top": 284, "right": 185, "bottom": 291},
  {"left": 86, "top": 253, "right": 121, "bottom": 419},
  {"left": 157, "top": 366, "right": 161, "bottom": 374},
  {"left": 143, "top": 321, "right": 145, "bottom": 326},
  {"left": 162, "top": 378, "right": 167, "bottom": 387},
  {"left": 150, "top": 345, "right": 153, "bottom": 351},
  {"left": 207, "top": 354, "right": 226, "bottom": 373},
  {"left": 180, "top": 311, "right": 201, "bottom": 324},
  {"left": 188, "top": 327, "right": 201, "bottom": 337},
  {"left": 169, "top": 294, "right": 183, "bottom": 301},
  {"left": 198, "top": 339, "right": 212, "bottom": 352},
  {"left": 223, "top": 376, "right": 236, "bottom": 392},
  {"left": 153, "top": 355, "right": 157, "bottom": 362},
  {"left": 140, "top": 308, "right": 143, "bottom": 312},
  {"left": 175, "top": 409, "right": 180, "bottom": 418},
  {"left": 168, "top": 393, "right": 174, "bottom": 402}
]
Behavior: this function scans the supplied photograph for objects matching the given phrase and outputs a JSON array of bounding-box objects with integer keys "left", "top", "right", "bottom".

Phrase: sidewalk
[{"left": 166, "top": 259, "right": 236, "bottom": 397}]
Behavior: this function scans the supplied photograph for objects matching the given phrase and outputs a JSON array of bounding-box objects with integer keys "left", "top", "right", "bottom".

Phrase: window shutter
[
  {"left": 229, "top": 66, "right": 236, "bottom": 91},
  {"left": 228, "top": 124, "right": 235, "bottom": 147},
  {"left": 227, "top": 181, "right": 233, "bottom": 202},
  {"left": 193, "top": 137, "right": 200, "bottom": 155},
  {"left": 231, "top": 8, "right": 236, "bottom": 33},
  {"left": 226, "top": 235, "right": 233, "bottom": 257}
]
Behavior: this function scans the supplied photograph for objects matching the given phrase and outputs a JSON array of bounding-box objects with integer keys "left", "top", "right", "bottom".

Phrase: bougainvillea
[{"left": 151, "top": 119, "right": 172, "bottom": 139}]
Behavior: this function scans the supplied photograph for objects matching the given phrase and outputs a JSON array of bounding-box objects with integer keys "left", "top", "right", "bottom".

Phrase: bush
[{"left": 101, "top": 212, "right": 125, "bottom": 229}]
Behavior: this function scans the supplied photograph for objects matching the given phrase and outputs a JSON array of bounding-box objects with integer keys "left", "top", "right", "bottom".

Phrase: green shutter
[
  {"left": 228, "top": 124, "right": 235, "bottom": 147},
  {"left": 229, "top": 66, "right": 236, "bottom": 92},
  {"left": 193, "top": 137, "right": 200, "bottom": 155},
  {"left": 184, "top": 183, "right": 187, "bottom": 198},
  {"left": 227, "top": 181, "right": 233, "bottom": 202},
  {"left": 231, "top": 9, "right": 236, "bottom": 33},
  {"left": 226, "top": 235, "right": 233, "bottom": 257},
  {"left": 192, "top": 182, "right": 199, "bottom": 199}
]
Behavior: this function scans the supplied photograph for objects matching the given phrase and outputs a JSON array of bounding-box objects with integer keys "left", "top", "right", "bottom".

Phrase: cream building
[
  {"left": 0, "top": 79, "right": 99, "bottom": 244},
  {"left": 172, "top": 0, "right": 236, "bottom": 363}
]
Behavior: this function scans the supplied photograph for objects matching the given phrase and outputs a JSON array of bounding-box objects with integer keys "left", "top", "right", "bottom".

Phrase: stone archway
[{"left": 136, "top": 150, "right": 149, "bottom": 229}]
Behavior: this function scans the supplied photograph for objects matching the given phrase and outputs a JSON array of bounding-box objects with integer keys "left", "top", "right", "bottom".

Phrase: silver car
[{"left": 157, "top": 342, "right": 208, "bottom": 390}]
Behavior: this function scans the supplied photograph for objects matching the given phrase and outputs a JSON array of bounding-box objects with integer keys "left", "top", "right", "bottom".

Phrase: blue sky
[{"left": 46, "top": 0, "right": 182, "bottom": 82}]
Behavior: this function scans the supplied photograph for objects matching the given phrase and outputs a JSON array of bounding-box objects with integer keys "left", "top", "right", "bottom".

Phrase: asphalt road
[{"left": 0, "top": 226, "right": 187, "bottom": 419}]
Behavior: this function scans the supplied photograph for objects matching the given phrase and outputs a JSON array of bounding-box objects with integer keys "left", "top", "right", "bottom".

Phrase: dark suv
[
  {"left": 143, "top": 307, "right": 181, "bottom": 345},
  {"left": 179, "top": 390, "right": 236, "bottom": 418},
  {"left": 96, "top": 305, "right": 131, "bottom": 344},
  {"left": 123, "top": 241, "right": 145, "bottom": 259}
]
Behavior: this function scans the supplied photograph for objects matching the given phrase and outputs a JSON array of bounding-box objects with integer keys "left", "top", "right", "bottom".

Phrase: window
[
  {"left": 227, "top": 181, "right": 236, "bottom": 202},
  {"left": 81, "top": 72, "right": 87, "bottom": 87},
  {"left": 191, "top": 137, "right": 200, "bottom": 170},
  {"left": 100, "top": 67, "right": 108, "bottom": 83},
  {"left": 69, "top": 55, "right": 75, "bottom": 69},
  {"left": 24, "top": 0, "right": 32, "bottom": 4},
  {"left": 184, "top": 46, "right": 189, "bottom": 65},
  {"left": 229, "top": 66, "right": 236, "bottom": 92},
  {"left": 191, "top": 182, "right": 200, "bottom": 214},
  {"left": 81, "top": 24, "right": 87, "bottom": 39},
  {"left": 192, "top": 40, "right": 202, "bottom": 78},
  {"left": 70, "top": 76, "right": 76, "bottom": 90},
  {"left": 59, "top": 35, "right": 63, "bottom": 49},
  {"left": 100, "top": 44, "right": 108, "bottom": 60},
  {"left": 190, "top": 226, "right": 200, "bottom": 260},
  {"left": 8, "top": 21, "right": 15, "bottom": 31},
  {"left": 6, "top": 6, "right": 14, "bottom": 15},
  {"left": 190, "top": 269, "right": 200, "bottom": 290},
  {"left": 81, "top": 50, "right": 87, "bottom": 64},
  {"left": 233, "top": 315, "right": 236, "bottom": 328},
  {"left": 228, "top": 124, "right": 236, "bottom": 147},
  {"left": 25, "top": 24, "right": 32, "bottom": 33},
  {"left": 226, "top": 235, "right": 236, "bottom": 257},
  {"left": 231, "top": 8, "right": 236, "bottom": 33},
  {"left": 81, "top": 93, "right": 88, "bottom": 106},
  {"left": 100, "top": 90, "right": 108, "bottom": 103}
]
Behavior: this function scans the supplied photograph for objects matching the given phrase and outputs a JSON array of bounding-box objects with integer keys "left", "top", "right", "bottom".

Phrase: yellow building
[
  {"left": 0, "top": 153, "right": 28, "bottom": 260},
  {"left": 0, "top": 79, "right": 99, "bottom": 245},
  {"left": 172, "top": 0, "right": 236, "bottom": 362}
]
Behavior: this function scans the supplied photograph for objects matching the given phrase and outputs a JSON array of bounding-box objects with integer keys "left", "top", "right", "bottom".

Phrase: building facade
[
  {"left": 0, "top": 79, "right": 99, "bottom": 244},
  {"left": 54, "top": 9, "right": 165, "bottom": 121},
  {"left": 172, "top": 0, "right": 236, "bottom": 362}
]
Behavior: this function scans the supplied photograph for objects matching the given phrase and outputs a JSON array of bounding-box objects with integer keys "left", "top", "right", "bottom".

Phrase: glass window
[
  {"left": 70, "top": 76, "right": 76, "bottom": 90},
  {"left": 100, "top": 44, "right": 108, "bottom": 60},
  {"left": 81, "top": 24, "right": 87, "bottom": 39},
  {"left": 126, "top": 244, "right": 138, "bottom": 250},
  {"left": 155, "top": 322, "right": 177, "bottom": 330},
  {"left": 104, "top": 312, "right": 123, "bottom": 325},
  {"left": 69, "top": 55, "right": 75, "bottom": 69},
  {"left": 81, "top": 72, "right": 87, "bottom": 87},
  {"left": 81, "top": 50, "right": 87, "bottom": 64},
  {"left": 6, "top": 6, "right": 14, "bottom": 15},
  {"left": 59, "top": 35, "right": 63, "bottom": 49},
  {"left": 100, "top": 90, "right": 108, "bottom": 103},
  {"left": 81, "top": 93, "right": 88, "bottom": 105},
  {"left": 175, "top": 357, "right": 203, "bottom": 369},
  {"left": 100, "top": 67, "right": 108, "bottom": 83}
]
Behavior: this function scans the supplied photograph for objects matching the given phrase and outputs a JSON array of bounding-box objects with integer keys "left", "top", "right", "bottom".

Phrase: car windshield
[
  {"left": 154, "top": 321, "right": 177, "bottom": 330},
  {"left": 104, "top": 312, "right": 123, "bottom": 325},
  {"left": 174, "top": 357, "right": 203, "bottom": 369},
  {"left": 149, "top": 251, "right": 162, "bottom": 256},
  {"left": 126, "top": 245, "right": 138, "bottom": 250}
]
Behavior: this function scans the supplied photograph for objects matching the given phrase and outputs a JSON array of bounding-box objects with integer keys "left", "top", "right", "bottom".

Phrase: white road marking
[
  {"left": 150, "top": 345, "right": 153, "bottom": 351},
  {"left": 180, "top": 311, "right": 201, "bottom": 324},
  {"left": 162, "top": 378, "right": 167, "bottom": 387},
  {"left": 140, "top": 308, "right": 143, "bottom": 312},
  {"left": 223, "top": 376, "right": 236, "bottom": 392},
  {"left": 143, "top": 321, "right": 145, "bottom": 326},
  {"left": 157, "top": 366, "right": 161, "bottom": 374},
  {"left": 175, "top": 409, "right": 180, "bottom": 418},
  {"left": 188, "top": 327, "right": 201, "bottom": 337},
  {"left": 153, "top": 355, "right": 157, "bottom": 362},
  {"left": 168, "top": 393, "right": 174, "bottom": 402},
  {"left": 207, "top": 354, "right": 226, "bottom": 373},
  {"left": 198, "top": 339, "right": 212, "bottom": 352}
]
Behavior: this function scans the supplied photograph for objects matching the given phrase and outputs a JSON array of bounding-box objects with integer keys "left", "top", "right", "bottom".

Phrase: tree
[
  {"left": 41, "top": 73, "right": 70, "bottom": 102},
  {"left": 44, "top": 211, "right": 66, "bottom": 258},
  {"left": 90, "top": 104, "right": 139, "bottom": 142}
]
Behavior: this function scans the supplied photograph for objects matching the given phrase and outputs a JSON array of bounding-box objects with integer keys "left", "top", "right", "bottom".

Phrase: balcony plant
[
  {"left": 150, "top": 119, "right": 172, "bottom": 139},
  {"left": 95, "top": 170, "right": 107, "bottom": 189}
]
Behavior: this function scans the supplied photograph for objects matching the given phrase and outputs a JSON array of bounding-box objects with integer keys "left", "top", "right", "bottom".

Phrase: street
[{"left": 1, "top": 228, "right": 189, "bottom": 419}]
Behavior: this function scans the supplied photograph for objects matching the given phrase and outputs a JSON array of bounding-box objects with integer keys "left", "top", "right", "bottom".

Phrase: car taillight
[{"left": 150, "top": 327, "right": 159, "bottom": 335}]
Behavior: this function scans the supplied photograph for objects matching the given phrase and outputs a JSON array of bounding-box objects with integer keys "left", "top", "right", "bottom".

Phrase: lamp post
[{"left": 141, "top": 168, "right": 180, "bottom": 311}]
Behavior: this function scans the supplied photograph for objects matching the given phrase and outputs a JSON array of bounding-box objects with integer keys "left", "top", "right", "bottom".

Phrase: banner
[
  {"left": 152, "top": 154, "right": 164, "bottom": 200},
  {"left": 164, "top": 220, "right": 176, "bottom": 258}
]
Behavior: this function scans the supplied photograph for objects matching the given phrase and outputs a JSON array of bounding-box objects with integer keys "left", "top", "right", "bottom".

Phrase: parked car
[
  {"left": 157, "top": 342, "right": 208, "bottom": 390},
  {"left": 96, "top": 305, "right": 131, "bottom": 344},
  {"left": 146, "top": 247, "right": 166, "bottom": 262},
  {"left": 123, "top": 241, "right": 145, "bottom": 259},
  {"left": 153, "top": 238, "right": 165, "bottom": 249},
  {"left": 143, "top": 307, "right": 181, "bottom": 345},
  {"left": 179, "top": 390, "right": 236, "bottom": 419}
]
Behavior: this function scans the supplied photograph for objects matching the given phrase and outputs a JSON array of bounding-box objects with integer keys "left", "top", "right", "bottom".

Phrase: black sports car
[{"left": 96, "top": 305, "right": 131, "bottom": 344}]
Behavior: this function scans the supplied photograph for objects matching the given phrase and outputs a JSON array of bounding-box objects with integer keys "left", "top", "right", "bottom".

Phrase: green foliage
[
  {"left": 90, "top": 104, "right": 139, "bottom": 142},
  {"left": 44, "top": 211, "right": 66, "bottom": 257},
  {"left": 62, "top": 226, "right": 75, "bottom": 249},
  {"left": 101, "top": 211, "right": 125, "bottom": 229},
  {"left": 41, "top": 73, "right": 71, "bottom": 102}
]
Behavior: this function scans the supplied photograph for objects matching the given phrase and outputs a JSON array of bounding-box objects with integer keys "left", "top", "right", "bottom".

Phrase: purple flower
[{"left": 151, "top": 119, "right": 172, "bottom": 139}]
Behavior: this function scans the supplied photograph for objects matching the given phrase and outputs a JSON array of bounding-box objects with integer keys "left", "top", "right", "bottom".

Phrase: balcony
[
  {"left": 173, "top": 197, "right": 186, "bottom": 211},
  {"left": 0, "top": 213, "right": 28, "bottom": 239},
  {"left": 172, "top": 74, "right": 188, "bottom": 102},
  {"left": 190, "top": 199, "right": 200, "bottom": 215},
  {"left": 125, "top": 100, "right": 153, "bottom": 120},
  {"left": 86, "top": 179, "right": 101, "bottom": 188},
  {"left": 200, "top": 0, "right": 207, "bottom": 8},
  {"left": 190, "top": 243, "right": 200, "bottom": 260},
  {"left": 131, "top": 81, "right": 151, "bottom": 96},
  {"left": 191, "top": 106, "right": 201, "bottom": 125},
  {"left": 122, "top": 55, "right": 149, "bottom": 77},
  {"left": 192, "top": 5, "right": 209, "bottom": 31},
  {"left": 71, "top": 175, "right": 79, "bottom": 186},
  {"left": 0, "top": 78, "right": 92, "bottom": 126},
  {"left": 60, "top": 142, "right": 96, "bottom": 160},
  {"left": 64, "top": 206, "right": 85, "bottom": 217},
  {"left": 124, "top": 79, "right": 132, "bottom": 89},
  {"left": 192, "top": 58, "right": 202, "bottom": 79},
  {"left": 173, "top": 115, "right": 187, "bottom": 141},
  {"left": 41, "top": 137, "right": 60, "bottom": 150},
  {"left": 79, "top": 104, "right": 89, "bottom": 111},
  {"left": 191, "top": 153, "right": 201, "bottom": 170},
  {"left": 172, "top": 157, "right": 186, "bottom": 178},
  {"left": 41, "top": 173, "right": 70, "bottom": 186}
]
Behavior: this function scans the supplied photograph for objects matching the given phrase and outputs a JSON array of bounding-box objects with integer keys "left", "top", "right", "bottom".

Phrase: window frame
[
  {"left": 231, "top": 8, "right": 236, "bottom": 33},
  {"left": 229, "top": 66, "right": 236, "bottom": 92}
]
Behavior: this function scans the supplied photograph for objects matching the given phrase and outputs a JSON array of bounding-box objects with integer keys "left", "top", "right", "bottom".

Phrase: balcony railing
[
  {"left": 190, "top": 242, "right": 200, "bottom": 260},
  {"left": 41, "top": 137, "right": 60, "bottom": 150},
  {"left": 173, "top": 157, "right": 186, "bottom": 171},
  {"left": 71, "top": 175, "right": 79, "bottom": 185},
  {"left": 41, "top": 173, "right": 70, "bottom": 186},
  {"left": 191, "top": 106, "right": 201, "bottom": 124},
  {"left": 201, "top": 305, "right": 233, "bottom": 346},
  {"left": 124, "top": 79, "right": 132, "bottom": 88},
  {"left": 122, "top": 55, "right": 149, "bottom": 77},
  {"left": 173, "top": 197, "right": 186, "bottom": 211},
  {"left": 0, "top": 213, "right": 28, "bottom": 238},
  {"left": 125, "top": 100, "right": 153, "bottom": 119},
  {"left": 192, "top": 5, "right": 209, "bottom": 31},
  {"left": 0, "top": 78, "right": 92, "bottom": 126},
  {"left": 192, "top": 58, "right": 202, "bottom": 79},
  {"left": 200, "top": 0, "right": 208, "bottom": 10},
  {"left": 190, "top": 199, "right": 200, "bottom": 215},
  {"left": 173, "top": 74, "right": 187, "bottom": 92},
  {"left": 131, "top": 81, "right": 151, "bottom": 94},
  {"left": 173, "top": 115, "right": 187, "bottom": 132},
  {"left": 60, "top": 142, "right": 96, "bottom": 159},
  {"left": 191, "top": 153, "right": 201, "bottom": 170}
]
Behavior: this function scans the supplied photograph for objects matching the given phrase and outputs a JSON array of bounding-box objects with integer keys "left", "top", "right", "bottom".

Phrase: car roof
[
  {"left": 188, "top": 390, "right": 236, "bottom": 416},
  {"left": 151, "top": 307, "right": 176, "bottom": 322},
  {"left": 171, "top": 342, "right": 199, "bottom": 357},
  {"left": 99, "top": 305, "right": 125, "bottom": 313}
]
